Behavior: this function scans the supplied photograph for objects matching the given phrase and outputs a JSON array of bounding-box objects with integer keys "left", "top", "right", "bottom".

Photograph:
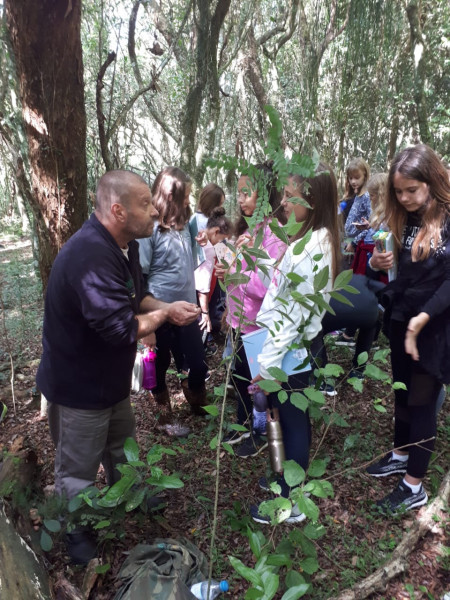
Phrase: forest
[{"left": 0, "top": 0, "right": 449, "bottom": 599}]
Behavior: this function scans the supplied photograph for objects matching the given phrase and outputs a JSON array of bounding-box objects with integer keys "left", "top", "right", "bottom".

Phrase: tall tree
[{"left": 5, "top": 0, "right": 88, "bottom": 288}]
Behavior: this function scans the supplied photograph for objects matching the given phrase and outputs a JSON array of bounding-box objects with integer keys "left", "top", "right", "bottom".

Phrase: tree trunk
[
  {"left": 406, "top": 0, "right": 432, "bottom": 145},
  {"left": 5, "top": 0, "right": 88, "bottom": 290}
]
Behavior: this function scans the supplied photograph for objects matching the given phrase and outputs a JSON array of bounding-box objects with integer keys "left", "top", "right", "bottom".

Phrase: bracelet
[
  {"left": 201, "top": 311, "right": 209, "bottom": 315},
  {"left": 368, "top": 257, "right": 380, "bottom": 272}
]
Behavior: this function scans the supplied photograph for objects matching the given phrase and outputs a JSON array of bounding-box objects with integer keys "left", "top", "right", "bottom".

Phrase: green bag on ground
[{"left": 114, "top": 537, "right": 209, "bottom": 600}]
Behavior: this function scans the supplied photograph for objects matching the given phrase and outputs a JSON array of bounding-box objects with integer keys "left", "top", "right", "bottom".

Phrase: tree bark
[
  {"left": 5, "top": 0, "right": 88, "bottom": 289},
  {"left": 406, "top": 0, "right": 432, "bottom": 145}
]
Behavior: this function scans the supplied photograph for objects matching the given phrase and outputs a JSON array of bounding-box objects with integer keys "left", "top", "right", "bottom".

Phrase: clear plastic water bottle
[
  {"left": 141, "top": 349, "right": 157, "bottom": 389},
  {"left": 190, "top": 579, "right": 229, "bottom": 599}
]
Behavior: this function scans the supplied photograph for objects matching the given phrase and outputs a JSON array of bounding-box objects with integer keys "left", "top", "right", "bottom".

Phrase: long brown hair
[
  {"left": 197, "top": 183, "right": 225, "bottom": 217},
  {"left": 152, "top": 167, "right": 192, "bottom": 231},
  {"left": 289, "top": 162, "right": 342, "bottom": 281},
  {"left": 385, "top": 144, "right": 450, "bottom": 261},
  {"left": 344, "top": 157, "right": 370, "bottom": 198},
  {"left": 367, "top": 172, "right": 388, "bottom": 230}
]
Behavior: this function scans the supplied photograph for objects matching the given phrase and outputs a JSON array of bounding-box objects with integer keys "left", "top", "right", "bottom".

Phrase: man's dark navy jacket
[{"left": 37, "top": 214, "right": 148, "bottom": 409}]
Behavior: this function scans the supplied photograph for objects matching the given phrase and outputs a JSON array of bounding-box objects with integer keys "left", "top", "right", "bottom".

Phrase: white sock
[
  {"left": 392, "top": 451, "right": 408, "bottom": 462},
  {"left": 402, "top": 479, "right": 421, "bottom": 494}
]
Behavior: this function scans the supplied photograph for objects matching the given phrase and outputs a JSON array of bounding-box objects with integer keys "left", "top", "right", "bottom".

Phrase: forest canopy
[{"left": 0, "top": 0, "right": 449, "bottom": 283}]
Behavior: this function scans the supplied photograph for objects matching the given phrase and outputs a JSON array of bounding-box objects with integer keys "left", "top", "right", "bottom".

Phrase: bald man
[{"left": 37, "top": 170, "right": 200, "bottom": 564}]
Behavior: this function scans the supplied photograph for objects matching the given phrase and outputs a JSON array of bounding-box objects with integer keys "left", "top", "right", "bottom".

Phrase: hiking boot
[
  {"left": 366, "top": 452, "right": 408, "bottom": 477},
  {"left": 181, "top": 380, "right": 208, "bottom": 415},
  {"left": 334, "top": 332, "right": 355, "bottom": 347},
  {"left": 235, "top": 434, "right": 268, "bottom": 458},
  {"left": 153, "top": 390, "right": 191, "bottom": 437},
  {"left": 222, "top": 429, "right": 250, "bottom": 446},
  {"left": 65, "top": 530, "right": 97, "bottom": 565},
  {"left": 376, "top": 481, "right": 428, "bottom": 514},
  {"left": 250, "top": 501, "right": 306, "bottom": 524}
]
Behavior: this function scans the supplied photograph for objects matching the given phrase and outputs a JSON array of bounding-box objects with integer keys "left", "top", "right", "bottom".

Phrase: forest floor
[{"left": 0, "top": 237, "right": 449, "bottom": 600}]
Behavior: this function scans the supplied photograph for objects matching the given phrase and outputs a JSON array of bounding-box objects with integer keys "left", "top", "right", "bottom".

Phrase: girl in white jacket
[{"left": 251, "top": 162, "right": 341, "bottom": 524}]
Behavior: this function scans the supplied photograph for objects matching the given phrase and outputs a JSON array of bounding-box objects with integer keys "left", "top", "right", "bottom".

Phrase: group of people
[{"left": 37, "top": 143, "right": 450, "bottom": 563}]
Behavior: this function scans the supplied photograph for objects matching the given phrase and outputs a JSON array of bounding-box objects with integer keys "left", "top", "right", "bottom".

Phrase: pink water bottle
[{"left": 142, "top": 349, "right": 157, "bottom": 389}]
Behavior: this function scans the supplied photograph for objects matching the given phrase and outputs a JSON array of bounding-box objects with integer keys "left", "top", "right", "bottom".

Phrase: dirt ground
[{"left": 0, "top": 238, "right": 448, "bottom": 599}]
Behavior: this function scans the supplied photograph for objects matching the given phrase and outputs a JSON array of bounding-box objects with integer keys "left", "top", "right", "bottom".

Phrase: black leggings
[
  {"left": 270, "top": 371, "right": 312, "bottom": 497},
  {"left": 231, "top": 333, "right": 253, "bottom": 426},
  {"left": 312, "top": 274, "right": 380, "bottom": 368},
  {"left": 152, "top": 321, "right": 208, "bottom": 393},
  {"left": 389, "top": 320, "right": 441, "bottom": 479}
]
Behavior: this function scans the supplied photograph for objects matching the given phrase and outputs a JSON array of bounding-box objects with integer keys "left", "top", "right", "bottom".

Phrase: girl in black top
[{"left": 367, "top": 144, "right": 450, "bottom": 514}]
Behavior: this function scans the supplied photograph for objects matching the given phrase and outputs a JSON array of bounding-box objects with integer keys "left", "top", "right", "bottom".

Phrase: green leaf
[
  {"left": 43, "top": 519, "right": 61, "bottom": 533},
  {"left": 303, "top": 523, "right": 326, "bottom": 539},
  {"left": 277, "top": 390, "right": 288, "bottom": 403},
  {"left": 348, "top": 376, "right": 364, "bottom": 392},
  {"left": 320, "top": 363, "right": 344, "bottom": 377},
  {"left": 124, "top": 437, "right": 140, "bottom": 463},
  {"left": 333, "top": 269, "right": 353, "bottom": 290},
  {"left": 392, "top": 381, "right": 407, "bottom": 390},
  {"left": 210, "top": 435, "right": 218, "bottom": 449},
  {"left": 307, "top": 458, "right": 327, "bottom": 477},
  {"left": 203, "top": 404, "right": 219, "bottom": 416},
  {"left": 297, "top": 495, "right": 320, "bottom": 522},
  {"left": 93, "top": 520, "right": 111, "bottom": 530},
  {"left": 248, "top": 529, "right": 262, "bottom": 558},
  {"left": 257, "top": 380, "right": 281, "bottom": 393},
  {"left": 285, "top": 212, "right": 304, "bottom": 236},
  {"left": 329, "top": 412, "right": 350, "bottom": 427},
  {"left": 229, "top": 555, "right": 263, "bottom": 587},
  {"left": 261, "top": 571, "right": 279, "bottom": 598},
  {"left": 364, "top": 363, "right": 390, "bottom": 381},
  {"left": 373, "top": 349, "right": 391, "bottom": 362},
  {"left": 95, "top": 563, "right": 111, "bottom": 574},
  {"left": 299, "top": 556, "right": 319, "bottom": 574},
  {"left": 98, "top": 476, "right": 135, "bottom": 507},
  {"left": 267, "top": 366, "right": 288, "bottom": 383},
  {"left": 284, "top": 460, "right": 306, "bottom": 487},
  {"left": 145, "top": 474, "right": 184, "bottom": 489},
  {"left": 125, "top": 487, "right": 146, "bottom": 512},
  {"left": 329, "top": 291, "right": 354, "bottom": 307},
  {"left": 343, "top": 433, "right": 360, "bottom": 451},
  {"left": 266, "top": 554, "right": 292, "bottom": 567},
  {"left": 290, "top": 392, "right": 309, "bottom": 411},
  {"left": 357, "top": 351, "right": 368, "bottom": 366},
  {"left": 222, "top": 442, "right": 234, "bottom": 455},
  {"left": 285, "top": 571, "right": 306, "bottom": 588},
  {"left": 68, "top": 495, "right": 83, "bottom": 513},
  {"left": 281, "top": 584, "right": 310, "bottom": 599},
  {"left": 313, "top": 265, "right": 329, "bottom": 292},
  {"left": 40, "top": 529, "right": 53, "bottom": 552},
  {"left": 303, "top": 387, "right": 325, "bottom": 405},
  {"left": 292, "top": 229, "right": 312, "bottom": 255},
  {"left": 226, "top": 273, "right": 251, "bottom": 286},
  {"left": 0, "top": 402, "right": 7, "bottom": 423},
  {"left": 303, "top": 479, "right": 333, "bottom": 498},
  {"left": 374, "top": 404, "right": 387, "bottom": 413}
]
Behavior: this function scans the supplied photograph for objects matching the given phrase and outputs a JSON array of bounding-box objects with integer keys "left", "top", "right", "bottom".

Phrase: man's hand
[
  {"left": 167, "top": 301, "right": 201, "bottom": 326},
  {"left": 370, "top": 246, "right": 394, "bottom": 271}
]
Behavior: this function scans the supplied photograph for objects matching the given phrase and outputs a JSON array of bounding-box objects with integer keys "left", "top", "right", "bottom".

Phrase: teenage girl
[
  {"left": 251, "top": 162, "right": 341, "bottom": 524},
  {"left": 337, "top": 158, "right": 371, "bottom": 346},
  {"left": 138, "top": 167, "right": 208, "bottom": 430},
  {"left": 216, "top": 162, "right": 287, "bottom": 458},
  {"left": 190, "top": 184, "right": 226, "bottom": 351},
  {"left": 367, "top": 144, "right": 450, "bottom": 513}
]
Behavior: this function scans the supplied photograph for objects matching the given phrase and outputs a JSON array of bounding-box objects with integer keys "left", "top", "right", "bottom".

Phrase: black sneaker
[
  {"left": 348, "top": 368, "right": 365, "bottom": 380},
  {"left": 366, "top": 452, "right": 408, "bottom": 477},
  {"left": 334, "top": 333, "right": 356, "bottom": 347},
  {"left": 250, "top": 501, "right": 306, "bottom": 524},
  {"left": 318, "top": 381, "right": 337, "bottom": 397},
  {"left": 222, "top": 429, "right": 250, "bottom": 446},
  {"left": 376, "top": 481, "right": 428, "bottom": 514},
  {"left": 205, "top": 342, "right": 218, "bottom": 357},
  {"left": 235, "top": 434, "right": 268, "bottom": 458}
]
